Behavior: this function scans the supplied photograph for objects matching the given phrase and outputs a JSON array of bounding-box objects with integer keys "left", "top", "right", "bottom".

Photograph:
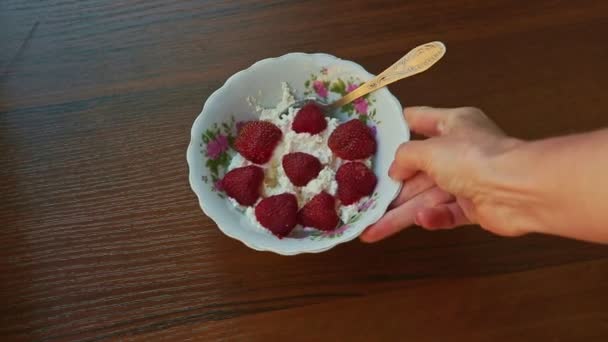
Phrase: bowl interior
[{"left": 187, "top": 53, "right": 409, "bottom": 254}]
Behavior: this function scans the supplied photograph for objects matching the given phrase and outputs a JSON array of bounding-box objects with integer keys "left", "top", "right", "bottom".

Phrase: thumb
[
  {"left": 404, "top": 106, "right": 452, "bottom": 137},
  {"left": 389, "top": 139, "right": 440, "bottom": 181},
  {"left": 389, "top": 106, "right": 456, "bottom": 181}
]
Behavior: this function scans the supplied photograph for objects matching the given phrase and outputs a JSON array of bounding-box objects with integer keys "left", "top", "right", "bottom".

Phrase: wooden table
[{"left": 2, "top": 1, "right": 608, "bottom": 341}]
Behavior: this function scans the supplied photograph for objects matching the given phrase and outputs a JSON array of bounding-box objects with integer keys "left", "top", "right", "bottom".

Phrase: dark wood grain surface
[{"left": 2, "top": 1, "right": 608, "bottom": 341}]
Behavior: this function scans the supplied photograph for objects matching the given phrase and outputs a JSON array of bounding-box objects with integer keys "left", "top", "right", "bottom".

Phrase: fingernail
[
  {"left": 388, "top": 163, "right": 396, "bottom": 178},
  {"left": 414, "top": 212, "right": 422, "bottom": 226},
  {"left": 359, "top": 232, "right": 374, "bottom": 243}
]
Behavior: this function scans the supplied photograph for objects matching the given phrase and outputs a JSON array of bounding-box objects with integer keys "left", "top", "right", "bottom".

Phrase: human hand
[{"left": 361, "top": 106, "right": 524, "bottom": 243}]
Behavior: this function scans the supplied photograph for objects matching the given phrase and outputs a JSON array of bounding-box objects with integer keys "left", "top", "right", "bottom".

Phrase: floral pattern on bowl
[
  {"left": 199, "top": 116, "right": 236, "bottom": 195},
  {"left": 187, "top": 52, "right": 409, "bottom": 255},
  {"left": 303, "top": 67, "right": 380, "bottom": 126}
]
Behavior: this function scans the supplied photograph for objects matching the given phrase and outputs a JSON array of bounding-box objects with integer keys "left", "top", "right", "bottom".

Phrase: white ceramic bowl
[{"left": 187, "top": 53, "right": 409, "bottom": 255}]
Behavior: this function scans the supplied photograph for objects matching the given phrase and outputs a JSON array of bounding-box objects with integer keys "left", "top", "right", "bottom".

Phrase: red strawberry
[
  {"left": 235, "top": 121, "right": 282, "bottom": 164},
  {"left": 328, "top": 119, "right": 376, "bottom": 160},
  {"left": 221, "top": 165, "right": 264, "bottom": 206},
  {"left": 336, "top": 162, "right": 377, "bottom": 205},
  {"left": 298, "top": 192, "right": 339, "bottom": 231},
  {"left": 292, "top": 103, "right": 327, "bottom": 134},
  {"left": 255, "top": 193, "right": 298, "bottom": 238},
  {"left": 282, "top": 152, "right": 322, "bottom": 186}
]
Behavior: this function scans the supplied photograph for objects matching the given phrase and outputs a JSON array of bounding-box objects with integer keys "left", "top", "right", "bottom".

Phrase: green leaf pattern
[{"left": 200, "top": 116, "right": 238, "bottom": 196}]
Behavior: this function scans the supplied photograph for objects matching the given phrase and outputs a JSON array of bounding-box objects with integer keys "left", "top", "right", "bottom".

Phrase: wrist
[{"left": 472, "top": 137, "right": 549, "bottom": 236}]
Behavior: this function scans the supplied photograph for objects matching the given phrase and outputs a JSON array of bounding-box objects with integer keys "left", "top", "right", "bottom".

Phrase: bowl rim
[{"left": 187, "top": 52, "right": 409, "bottom": 255}]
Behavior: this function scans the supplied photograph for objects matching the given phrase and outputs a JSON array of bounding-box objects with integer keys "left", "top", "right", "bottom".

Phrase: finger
[
  {"left": 415, "top": 202, "right": 471, "bottom": 230},
  {"left": 404, "top": 106, "right": 454, "bottom": 137},
  {"left": 390, "top": 172, "right": 435, "bottom": 209},
  {"left": 389, "top": 140, "right": 437, "bottom": 181},
  {"left": 360, "top": 186, "right": 454, "bottom": 243},
  {"left": 406, "top": 106, "right": 502, "bottom": 138}
]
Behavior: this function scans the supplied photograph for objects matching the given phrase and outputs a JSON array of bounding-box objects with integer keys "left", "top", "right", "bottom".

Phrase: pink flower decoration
[
  {"left": 358, "top": 198, "right": 375, "bottom": 211},
  {"left": 213, "top": 179, "right": 224, "bottom": 192},
  {"left": 354, "top": 98, "right": 368, "bottom": 115},
  {"left": 206, "top": 134, "right": 229, "bottom": 159},
  {"left": 369, "top": 125, "right": 377, "bottom": 137},
  {"left": 313, "top": 80, "right": 328, "bottom": 98},
  {"left": 346, "top": 83, "right": 359, "bottom": 93},
  {"left": 327, "top": 224, "right": 349, "bottom": 236},
  {"left": 346, "top": 83, "right": 368, "bottom": 114}
]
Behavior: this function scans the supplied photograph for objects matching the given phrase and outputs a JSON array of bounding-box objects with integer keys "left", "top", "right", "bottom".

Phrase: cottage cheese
[{"left": 229, "top": 83, "right": 372, "bottom": 233}]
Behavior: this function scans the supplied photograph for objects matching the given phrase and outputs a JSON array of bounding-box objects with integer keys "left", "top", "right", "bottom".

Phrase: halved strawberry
[
  {"left": 292, "top": 103, "right": 327, "bottom": 134},
  {"left": 328, "top": 119, "right": 376, "bottom": 160},
  {"left": 221, "top": 165, "right": 264, "bottom": 206},
  {"left": 336, "top": 162, "right": 377, "bottom": 205},
  {"left": 297, "top": 192, "right": 339, "bottom": 231},
  {"left": 255, "top": 193, "right": 298, "bottom": 238},
  {"left": 235, "top": 121, "right": 282, "bottom": 164},
  {"left": 282, "top": 152, "right": 322, "bottom": 186}
]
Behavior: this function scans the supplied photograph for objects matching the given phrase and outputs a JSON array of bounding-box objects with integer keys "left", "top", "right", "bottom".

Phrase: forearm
[{"left": 481, "top": 129, "right": 608, "bottom": 242}]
